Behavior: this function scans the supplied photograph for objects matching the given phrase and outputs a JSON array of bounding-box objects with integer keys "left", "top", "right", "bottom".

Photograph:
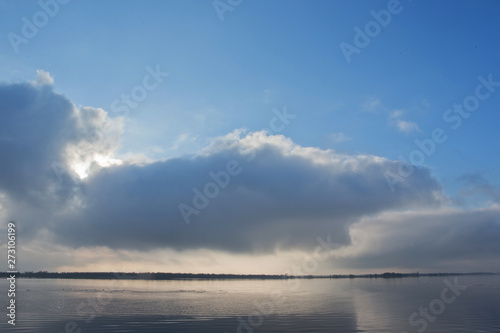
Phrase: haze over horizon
[{"left": 1, "top": 0, "right": 500, "bottom": 275}]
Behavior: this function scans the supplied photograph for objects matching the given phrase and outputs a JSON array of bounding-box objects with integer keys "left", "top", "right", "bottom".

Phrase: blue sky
[
  {"left": 3, "top": 0, "right": 499, "bottom": 201},
  {"left": 1, "top": 0, "right": 500, "bottom": 273}
]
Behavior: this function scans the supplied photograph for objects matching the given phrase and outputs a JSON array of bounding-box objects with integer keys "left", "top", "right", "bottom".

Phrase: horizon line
[{"left": 1, "top": 271, "right": 498, "bottom": 280}]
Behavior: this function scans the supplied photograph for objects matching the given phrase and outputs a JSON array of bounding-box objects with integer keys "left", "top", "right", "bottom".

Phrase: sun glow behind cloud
[
  {"left": 61, "top": 102, "right": 125, "bottom": 179},
  {"left": 69, "top": 155, "right": 123, "bottom": 180}
]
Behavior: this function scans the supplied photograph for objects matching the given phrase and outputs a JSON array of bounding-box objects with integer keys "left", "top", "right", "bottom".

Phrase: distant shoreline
[{"left": 0, "top": 271, "right": 498, "bottom": 280}]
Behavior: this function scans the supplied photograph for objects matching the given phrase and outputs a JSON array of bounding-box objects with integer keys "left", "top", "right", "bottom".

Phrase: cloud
[
  {"left": 362, "top": 100, "right": 421, "bottom": 133},
  {"left": 263, "top": 89, "right": 271, "bottom": 104},
  {"left": 328, "top": 132, "right": 351, "bottom": 144},
  {"left": 396, "top": 119, "right": 421, "bottom": 133},
  {"left": 66, "top": 106, "right": 124, "bottom": 178},
  {"left": 0, "top": 72, "right": 123, "bottom": 238},
  {"left": 1, "top": 73, "right": 499, "bottom": 273},
  {"left": 33, "top": 69, "right": 54, "bottom": 86},
  {"left": 0, "top": 77, "right": 75, "bottom": 203},
  {"left": 362, "top": 98, "right": 383, "bottom": 112},
  {"left": 0, "top": 73, "right": 443, "bottom": 254},
  {"left": 456, "top": 173, "right": 500, "bottom": 204},
  {"left": 331, "top": 206, "right": 500, "bottom": 271},
  {"left": 49, "top": 129, "right": 444, "bottom": 254},
  {"left": 170, "top": 132, "right": 198, "bottom": 150},
  {"left": 389, "top": 110, "right": 421, "bottom": 133}
]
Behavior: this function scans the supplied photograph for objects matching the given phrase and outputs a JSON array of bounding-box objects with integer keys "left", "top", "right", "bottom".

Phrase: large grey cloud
[
  {"left": 53, "top": 131, "right": 443, "bottom": 253},
  {"left": 0, "top": 74, "right": 442, "bottom": 253},
  {"left": 2, "top": 74, "right": 499, "bottom": 272},
  {"left": 0, "top": 73, "right": 122, "bottom": 238},
  {"left": 331, "top": 206, "right": 500, "bottom": 271},
  {"left": 0, "top": 79, "right": 74, "bottom": 200}
]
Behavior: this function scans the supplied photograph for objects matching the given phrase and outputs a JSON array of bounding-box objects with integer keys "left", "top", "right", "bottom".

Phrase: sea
[{"left": 1, "top": 274, "right": 499, "bottom": 332}]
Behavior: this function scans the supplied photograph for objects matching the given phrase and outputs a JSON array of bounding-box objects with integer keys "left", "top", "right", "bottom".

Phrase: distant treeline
[{"left": 0, "top": 271, "right": 497, "bottom": 280}]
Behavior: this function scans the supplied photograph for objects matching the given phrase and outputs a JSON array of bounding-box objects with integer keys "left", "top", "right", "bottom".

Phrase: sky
[{"left": 0, "top": 0, "right": 499, "bottom": 275}]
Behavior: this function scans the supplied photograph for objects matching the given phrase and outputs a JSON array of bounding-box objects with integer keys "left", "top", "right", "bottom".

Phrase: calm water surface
[{"left": 1, "top": 275, "right": 499, "bottom": 332}]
